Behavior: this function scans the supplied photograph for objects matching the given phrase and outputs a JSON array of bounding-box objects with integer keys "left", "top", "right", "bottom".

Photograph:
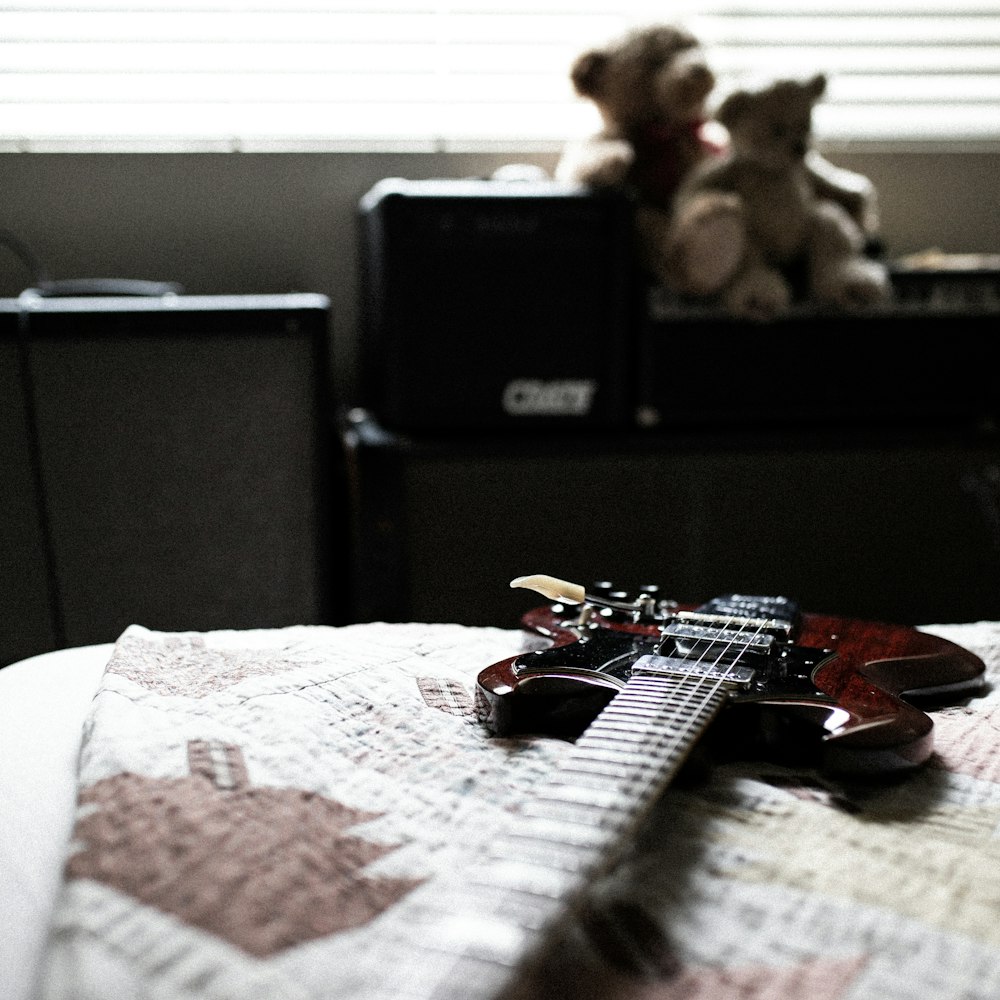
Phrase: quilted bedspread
[{"left": 32, "top": 618, "right": 1000, "bottom": 1000}]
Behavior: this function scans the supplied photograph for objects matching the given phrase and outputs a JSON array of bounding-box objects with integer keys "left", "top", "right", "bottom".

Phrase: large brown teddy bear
[
  {"left": 663, "top": 74, "right": 890, "bottom": 318},
  {"left": 555, "top": 24, "right": 724, "bottom": 277}
]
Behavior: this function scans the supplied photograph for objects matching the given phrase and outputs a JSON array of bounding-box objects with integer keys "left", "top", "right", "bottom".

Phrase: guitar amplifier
[
  {"left": 636, "top": 263, "right": 1000, "bottom": 431},
  {"left": 340, "top": 409, "right": 1000, "bottom": 630},
  {"left": 1, "top": 301, "right": 60, "bottom": 665},
  {"left": 2, "top": 292, "right": 341, "bottom": 661},
  {"left": 357, "top": 177, "right": 637, "bottom": 431}
]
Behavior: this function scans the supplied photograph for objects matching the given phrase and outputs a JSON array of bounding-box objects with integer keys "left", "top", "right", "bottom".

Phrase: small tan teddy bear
[
  {"left": 662, "top": 74, "right": 890, "bottom": 319},
  {"left": 555, "top": 24, "right": 724, "bottom": 278}
]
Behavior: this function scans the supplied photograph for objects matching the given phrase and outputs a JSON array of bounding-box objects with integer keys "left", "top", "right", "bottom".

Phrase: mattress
[{"left": 0, "top": 643, "right": 114, "bottom": 1000}]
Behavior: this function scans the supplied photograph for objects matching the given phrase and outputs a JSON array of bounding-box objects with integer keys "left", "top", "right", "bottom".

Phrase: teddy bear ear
[
  {"left": 807, "top": 73, "right": 827, "bottom": 98},
  {"left": 716, "top": 90, "right": 751, "bottom": 128},
  {"left": 570, "top": 50, "right": 609, "bottom": 97}
]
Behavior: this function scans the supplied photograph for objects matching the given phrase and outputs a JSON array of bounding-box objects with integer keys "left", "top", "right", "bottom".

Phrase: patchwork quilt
[{"left": 32, "top": 618, "right": 1000, "bottom": 1000}]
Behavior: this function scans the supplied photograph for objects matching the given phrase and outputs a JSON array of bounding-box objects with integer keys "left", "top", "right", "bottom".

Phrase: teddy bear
[
  {"left": 554, "top": 24, "right": 724, "bottom": 278},
  {"left": 661, "top": 73, "right": 890, "bottom": 319}
]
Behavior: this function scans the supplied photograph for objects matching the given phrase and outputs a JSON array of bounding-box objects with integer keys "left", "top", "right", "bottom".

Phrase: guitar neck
[{"left": 396, "top": 674, "right": 730, "bottom": 1000}]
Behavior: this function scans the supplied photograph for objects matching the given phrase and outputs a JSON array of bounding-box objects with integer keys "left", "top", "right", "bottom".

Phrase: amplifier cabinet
[
  {"left": 0, "top": 302, "right": 59, "bottom": 665},
  {"left": 357, "top": 178, "right": 637, "bottom": 432},
  {"left": 638, "top": 280, "right": 1000, "bottom": 432},
  {"left": 341, "top": 409, "right": 1000, "bottom": 631},
  {"left": 4, "top": 293, "right": 341, "bottom": 657}
]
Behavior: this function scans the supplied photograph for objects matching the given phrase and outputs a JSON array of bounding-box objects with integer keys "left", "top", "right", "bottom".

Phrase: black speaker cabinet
[
  {"left": 341, "top": 409, "right": 1000, "bottom": 630},
  {"left": 0, "top": 302, "right": 59, "bottom": 665},
  {"left": 357, "top": 177, "right": 636, "bottom": 432},
  {"left": 4, "top": 292, "right": 339, "bottom": 658},
  {"left": 638, "top": 273, "right": 1000, "bottom": 432}
]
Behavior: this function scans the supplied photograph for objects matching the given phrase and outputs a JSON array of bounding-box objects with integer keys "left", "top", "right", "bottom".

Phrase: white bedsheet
[{"left": 0, "top": 644, "right": 113, "bottom": 1000}]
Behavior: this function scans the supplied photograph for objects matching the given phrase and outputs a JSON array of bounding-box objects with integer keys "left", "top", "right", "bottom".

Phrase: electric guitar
[{"left": 405, "top": 576, "right": 985, "bottom": 1000}]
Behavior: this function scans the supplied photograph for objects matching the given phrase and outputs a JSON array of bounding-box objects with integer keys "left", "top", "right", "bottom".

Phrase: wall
[
  {"left": 2, "top": 148, "right": 999, "bottom": 405},
  {"left": 2, "top": 147, "right": 999, "bottom": 641}
]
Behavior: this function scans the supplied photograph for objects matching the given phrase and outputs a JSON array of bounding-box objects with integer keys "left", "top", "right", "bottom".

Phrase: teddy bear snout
[
  {"left": 679, "top": 60, "right": 714, "bottom": 98},
  {"left": 658, "top": 59, "right": 714, "bottom": 115}
]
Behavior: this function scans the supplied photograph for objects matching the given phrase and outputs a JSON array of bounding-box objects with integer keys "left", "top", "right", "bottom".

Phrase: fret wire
[
  {"left": 577, "top": 726, "right": 717, "bottom": 758},
  {"left": 557, "top": 758, "right": 639, "bottom": 779},
  {"left": 489, "top": 834, "right": 596, "bottom": 871},
  {"left": 533, "top": 787, "right": 635, "bottom": 817},
  {"left": 564, "top": 744, "right": 673, "bottom": 767},
  {"left": 584, "top": 721, "right": 665, "bottom": 739},
  {"left": 552, "top": 732, "right": 700, "bottom": 784},
  {"left": 520, "top": 799, "right": 634, "bottom": 836},
  {"left": 511, "top": 813, "right": 612, "bottom": 850},
  {"left": 600, "top": 706, "right": 698, "bottom": 723},
  {"left": 547, "top": 781, "right": 648, "bottom": 813},
  {"left": 592, "top": 713, "right": 706, "bottom": 734},
  {"left": 576, "top": 728, "right": 665, "bottom": 745},
  {"left": 543, "top": 769, "right": 638, "bottom": 792},
  {"left": 474, "top": 858, "right": 580, "bottom": 899},
  {"left": 578, "top": 721, "right": 711, "bottom": 749},
  {"left": 435, "top": 879, "right": 562, "bottom": 933}
]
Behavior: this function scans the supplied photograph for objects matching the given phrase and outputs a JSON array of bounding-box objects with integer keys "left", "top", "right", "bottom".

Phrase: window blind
[{"left": 0, "top": 1, "right": 997, "bottom": 152}]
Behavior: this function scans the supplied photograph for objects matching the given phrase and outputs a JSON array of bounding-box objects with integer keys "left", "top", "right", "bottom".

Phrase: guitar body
[
  {"left": 392, "top": 583, "right": 988, "bottom": 1000},
  {"left": 478, "top": 588, "right": 986, "bottom": 775}
]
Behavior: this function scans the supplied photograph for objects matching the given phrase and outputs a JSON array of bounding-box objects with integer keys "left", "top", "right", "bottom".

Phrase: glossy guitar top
[{"left": 477, "top": 579, "right": 987, "bottom": 774}]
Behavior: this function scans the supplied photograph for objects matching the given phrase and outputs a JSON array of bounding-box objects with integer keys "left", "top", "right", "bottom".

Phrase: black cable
[
  {"left": 2, "top": 228, "right": 183, "bottom": 297},
  {"left": 0, "top": 227, "right": 49, "bottom": 288},
  {"left": 15, "top": 307, "right": 67, "bottom": 650}
]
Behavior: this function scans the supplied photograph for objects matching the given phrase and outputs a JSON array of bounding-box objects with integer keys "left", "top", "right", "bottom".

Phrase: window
[{"left": 1, "top": 1, "right": 997, "bottom": 152}]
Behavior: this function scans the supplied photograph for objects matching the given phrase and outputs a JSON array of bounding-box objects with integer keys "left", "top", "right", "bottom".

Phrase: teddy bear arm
[
  {"left": 724, "top": 257, "right": 793, "bottom": 320},
  {"left": 676, "top": 157, "right": 743, "bottom": 200},
  {"left": 555, "top": 134, "right": 635, "bottom": 188},
  {"left": 805, "top": 200, "right": 890, "bottom": 309},
  {"left": 662, "top": 188, "right": 747, "bottom": 296},
  {"left": 805, "top": 150, "right": 880, "bottom": 233}
]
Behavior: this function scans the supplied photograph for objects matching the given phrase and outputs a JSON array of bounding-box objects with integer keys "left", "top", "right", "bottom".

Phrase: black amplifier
[
  {"left": 357, "top": 177, "right": 637, "bottom": 432},
  {"left": 637, "top": 264, "right": 1000, "bottom": 432}
]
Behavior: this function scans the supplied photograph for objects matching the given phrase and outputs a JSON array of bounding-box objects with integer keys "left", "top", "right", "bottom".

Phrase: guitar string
[
  {"left": 613, "top": 610, "right": 773, "bottom": 795},
  {"left": 551, "top": 611, "right": 772, "bottom": 868},
  {"left": 642, "top": 610, "right": 767, "bottom": 722},
  {"left": 478, "top": 615, "right": 775, "bottom": 1000},
  {"left": 419, "top": 611, "right": 777, "bottom": 1000}
]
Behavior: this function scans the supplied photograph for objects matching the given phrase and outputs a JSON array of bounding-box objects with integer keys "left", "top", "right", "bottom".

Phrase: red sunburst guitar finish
[
  {"left": 477, "top": 583, "right": 986, "bottom": 775},
  {"left": 388, "top": 582, "right": 987, "bottom": 1000}
]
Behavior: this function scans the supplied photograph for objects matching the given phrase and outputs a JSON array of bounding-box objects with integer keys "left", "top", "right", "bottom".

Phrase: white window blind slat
[
  {"left": 694, "top": 15, "right": 1000, "bottom": 47},
  {"left": 3, "top": 0, "right": 996, "bottom": 11},
  {"left": 0, "top": 71, "right": 574, "bottom": 104},
  {"left": 0, "top": 4, "right": 996, "bottom": 151},
  {"left": 709, "top": 46, "right": 1000, "bottom": 77}
]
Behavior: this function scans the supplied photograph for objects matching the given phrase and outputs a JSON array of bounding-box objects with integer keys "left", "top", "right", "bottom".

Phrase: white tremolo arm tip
[{"left": 509, "top": 574, "right": 586, "bottom": 605}]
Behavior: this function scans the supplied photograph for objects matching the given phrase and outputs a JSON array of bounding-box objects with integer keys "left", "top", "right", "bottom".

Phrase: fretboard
[{"left": 387, "top": 673, "right": 732, "bottom": 1000}]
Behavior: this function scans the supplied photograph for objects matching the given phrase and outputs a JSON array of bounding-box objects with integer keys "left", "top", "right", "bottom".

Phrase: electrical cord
[
  {"left": 0, "top": 227, "right": 50, "bottom": 289},
  {"left": 3, "top": 227, "right": 183, "bottom": 652},
  {"left": 1, "top": 227, "right": 183, "bottom": 297}
]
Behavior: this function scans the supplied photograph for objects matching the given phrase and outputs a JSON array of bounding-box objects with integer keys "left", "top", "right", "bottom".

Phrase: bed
[{"left": 2, "top": 607, "right": 999, "bottom": 1000}]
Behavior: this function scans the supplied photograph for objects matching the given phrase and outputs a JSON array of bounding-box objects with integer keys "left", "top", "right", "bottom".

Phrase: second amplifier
[{"left": 357, "top": 176, "right": 637, "bottom": 432}]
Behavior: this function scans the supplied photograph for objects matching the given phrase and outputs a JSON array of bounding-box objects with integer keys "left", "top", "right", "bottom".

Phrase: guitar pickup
[
  {"left": 672, "top": 611, "right": 793, "bottom": 639},
  {"left": 661, "top": 622, "right": 777, "bottom": 657},
  {"left": 632, "top": 654, "right": 756, "bottom": 687}
]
